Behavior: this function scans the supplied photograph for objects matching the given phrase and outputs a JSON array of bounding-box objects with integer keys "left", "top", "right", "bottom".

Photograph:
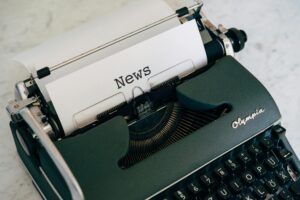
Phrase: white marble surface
[{"left": 0, "top": 0, "right": 299, "bottom": 199}]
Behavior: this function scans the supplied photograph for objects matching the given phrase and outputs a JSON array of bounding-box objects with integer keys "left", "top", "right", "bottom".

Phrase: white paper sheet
[
  {"left": 13, "top": 0, "right": 180, "bottom": 101},
  {"left": 46, "top": 20, "right": 207, "bottom": 135}
]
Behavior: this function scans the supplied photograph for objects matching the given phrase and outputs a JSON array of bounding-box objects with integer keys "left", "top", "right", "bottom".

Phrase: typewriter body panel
[{"left": 6, "top": 0, "right": 300, "bottom": 200}]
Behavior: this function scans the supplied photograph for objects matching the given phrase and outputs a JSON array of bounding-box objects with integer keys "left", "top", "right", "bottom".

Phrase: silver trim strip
[
  {"left": 18, "top": 158, "right": 47, "bottom": 200},
  {"left": 32, "top": 178, "right": 47, "bottom": 200},
  {"left": 19, "top": 108, "right": 84, "bottom": 200},
  {"left": 146, "top": 120, "right": 281, "bottom": 199},
  {"left": 39, "top": 167, "right": 63, "bottom": 200}
]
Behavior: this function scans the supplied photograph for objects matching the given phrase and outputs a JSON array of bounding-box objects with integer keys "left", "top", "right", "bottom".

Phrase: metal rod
[{"left": 33, "top": 2, "right": 202, "bottom": 79}]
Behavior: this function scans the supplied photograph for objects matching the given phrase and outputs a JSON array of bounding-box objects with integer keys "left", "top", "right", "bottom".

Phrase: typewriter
[{"left": 6, "top": 0, "right": 300, "bottom": 199}]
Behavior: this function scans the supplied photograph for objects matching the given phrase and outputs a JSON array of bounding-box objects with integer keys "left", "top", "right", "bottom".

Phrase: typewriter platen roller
[{"left": 7, "top": 0, "right": 300, "bottom": 200}]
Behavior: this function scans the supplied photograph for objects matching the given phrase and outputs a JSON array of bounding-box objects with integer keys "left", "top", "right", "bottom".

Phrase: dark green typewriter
[{"left": 6, "top": 0, "right": 300, "bottom": 199}]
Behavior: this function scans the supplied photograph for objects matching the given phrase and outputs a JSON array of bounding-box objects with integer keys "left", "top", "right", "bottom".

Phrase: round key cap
[
  {"left": 265, "top": 177, "right": 278, "bottom": 193},
  {"left": 174, "top": 189, "right": 189, "bottom": 200},
  {"left": 242, "top": 171, "right": 255, "bottom": 185}
]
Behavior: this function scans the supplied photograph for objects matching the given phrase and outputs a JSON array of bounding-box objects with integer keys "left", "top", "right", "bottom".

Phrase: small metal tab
[
  {"left": 6, "top": 97, "right": 38, "bottom": 122},
  {"left": 220, "top": 34, "right": 235, "bottom": 57}
]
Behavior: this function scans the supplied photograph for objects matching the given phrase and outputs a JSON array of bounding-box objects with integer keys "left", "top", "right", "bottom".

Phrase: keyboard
[{"left": 151, "top": 125, "right": 300, "bottom": 200}]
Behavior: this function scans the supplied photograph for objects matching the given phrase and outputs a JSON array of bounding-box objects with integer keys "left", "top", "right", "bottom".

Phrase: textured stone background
[{"left": 0, "top": 0, "right": 299, "bottom": 199}]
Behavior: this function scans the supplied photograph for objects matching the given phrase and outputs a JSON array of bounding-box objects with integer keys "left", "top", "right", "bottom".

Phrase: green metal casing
[{"left": 11, "top": 56, "right": 282, "bottom": 199}]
